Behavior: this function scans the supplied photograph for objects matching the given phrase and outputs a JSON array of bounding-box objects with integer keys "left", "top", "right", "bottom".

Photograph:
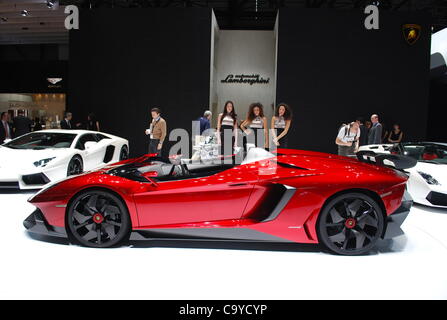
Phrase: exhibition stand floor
[{"left": 1, "top": 191, "right": 446, "bottom": 300}]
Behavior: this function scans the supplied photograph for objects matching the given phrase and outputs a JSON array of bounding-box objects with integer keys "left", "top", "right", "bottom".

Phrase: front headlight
[
  {"left": 33, "top": 157, "right": 55, "bottom": 168},
  {"left": 418, "top": 171, "right": 441, "bottom": 185}
]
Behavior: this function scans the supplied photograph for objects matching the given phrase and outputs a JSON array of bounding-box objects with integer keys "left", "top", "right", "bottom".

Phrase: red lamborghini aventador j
[{"left": 24, "top": 148, "right": 415, "bottom": 255}]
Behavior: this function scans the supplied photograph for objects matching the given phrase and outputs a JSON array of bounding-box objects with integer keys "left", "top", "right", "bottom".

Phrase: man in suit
[
  {"left": 12, "top": 110, "right": 32, "bottom": 138},
  {"left": 0, "top": 112, "right": 12, "bottom": 144},
  {"left": 60, "top": 112, "right": 73, "bottom": 129},
  {"left": 368, "top": 114, "right": 383, "bottom": 145}
]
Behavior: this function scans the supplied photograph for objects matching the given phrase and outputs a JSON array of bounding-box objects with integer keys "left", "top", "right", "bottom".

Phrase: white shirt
[
  {"left": 249, "top": 116, "right": 263, "bottom": 129},
  {"left": 337, "top": 125, "right": 360, "bottom": 143}
]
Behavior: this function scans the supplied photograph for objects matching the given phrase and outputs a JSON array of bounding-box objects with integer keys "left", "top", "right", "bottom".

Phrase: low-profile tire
[
  {"left": 317, "top": 192, "right": 384, "bottom": 256},
  {"left": 119, "top": 145, "right": 129, "bottom": 161},
  {"left": 67, "top": 155, "right": 83, "bottom": 177},
  {"left": 67, "top": 190, "right": 131, "bottom": 248}
]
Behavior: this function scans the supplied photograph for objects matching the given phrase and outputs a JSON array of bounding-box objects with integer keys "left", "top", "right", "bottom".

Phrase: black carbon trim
[
  {"left": 382, "top": 190, "right": 413, "bottom": 239},
  {"left": 261, "top": 185, "right": 297, "bottom": 222},
  {"left": 103, "top": 145, "right": 115, "bottom": 163},
  {"left": 130, "top": 227, "right": 292, "bottom": 242},
  {"left": 23, "top": 208, "right": 67, "bottom": 238}
]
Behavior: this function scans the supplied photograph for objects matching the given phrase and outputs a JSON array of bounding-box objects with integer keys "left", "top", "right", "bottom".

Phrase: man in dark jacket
[
  {"left": 368, "top": 114, "right": 383, "bottom": 145},
  {"left": 356, "top": 117, "right": 369, "bottom": 146},
  {"left": 198, "top": 110, "right": 212, "bottom": 135},
  {"left": 12, "top": 110, "right": 32, "bottom": 138},
  {"left": 0, "top": 112, "right": 12, "bottom": 144},
  {"left": 60, "top": 112, "right": 73, "bottom": 129}
]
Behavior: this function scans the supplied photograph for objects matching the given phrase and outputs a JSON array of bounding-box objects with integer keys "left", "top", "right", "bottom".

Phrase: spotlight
[
  {"left": 21, "top": 10, "right": 29, "bottom": 17},
  {"left": 46, "top": 0, "right": 56, "bottom": 9}
]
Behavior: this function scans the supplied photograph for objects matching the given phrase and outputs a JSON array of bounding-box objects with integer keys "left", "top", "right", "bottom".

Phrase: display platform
[{"left": 1, "top": 191, "right": 446, "bottom": 299}]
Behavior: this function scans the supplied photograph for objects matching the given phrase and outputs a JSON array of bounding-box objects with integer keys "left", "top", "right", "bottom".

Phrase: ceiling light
[
  {"left": 46, "top": 0, "right": 55, "bottom": 9},
  {"left": 21, "top": 10, "right": 29, "bottom": 17}
]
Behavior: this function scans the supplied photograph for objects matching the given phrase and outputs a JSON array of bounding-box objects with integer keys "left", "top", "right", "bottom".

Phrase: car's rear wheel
[
  {"left": 119, "top": 145, "right": 129, "bottom": 161},
  {"left": 67, "top": 155, "right": 83, "bottom": 176},
  {"left": 67, "top": 190, "right": 130, "bottom": 248},
  {"left": 317, "top": 193, "right": 384, "bottom": 256}
]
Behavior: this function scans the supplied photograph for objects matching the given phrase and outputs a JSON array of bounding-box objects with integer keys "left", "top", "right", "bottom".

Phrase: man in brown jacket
[{"left": 145, "top": 107, "right": 167, "bottom": 156}]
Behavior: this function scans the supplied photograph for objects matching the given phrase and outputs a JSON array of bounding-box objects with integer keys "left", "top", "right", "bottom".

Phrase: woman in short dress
[
  {"left": 271, "top": 103, "right": 292, "bottom": 149},
  {"left": 388, "top": 124, "right": 404, "bottom": 144},
  {"left": 240, "top": 102, "right": 268, "bottom": 150},
  {"left": 217, "top": 101, "right": 238, "bottom": 155}
]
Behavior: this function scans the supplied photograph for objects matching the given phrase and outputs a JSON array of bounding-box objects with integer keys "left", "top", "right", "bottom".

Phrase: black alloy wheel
[
  {"left": 67, "top": 156, "right": 83, "bottom": 176},
  {"left": 119, "top": 145, "right": 129, "bottom": 161},
  {"left": 67, "top": 190, "right": 130, "bottom": 248},
  {"left": 317, "top": 193, "right": 384, "bottom": 256}
]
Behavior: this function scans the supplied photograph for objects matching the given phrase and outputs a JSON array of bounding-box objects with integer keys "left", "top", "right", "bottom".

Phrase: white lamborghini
[
  {"left": 359, "top": 142, "right": 447, "bottom": 208},
  {"left": 0, "top": 130, "right": 129, "bottom": 190}
]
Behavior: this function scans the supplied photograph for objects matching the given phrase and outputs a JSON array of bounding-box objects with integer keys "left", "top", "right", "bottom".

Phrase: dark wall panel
[
  {"left": 276, "top": 9, "right": 431, "bottom": 153},
  {"left": 427, "top": 77, "right": 447, "bottom": 141},
  {"left": 68, "top": 8, "right": 211, "bottom": 157}
]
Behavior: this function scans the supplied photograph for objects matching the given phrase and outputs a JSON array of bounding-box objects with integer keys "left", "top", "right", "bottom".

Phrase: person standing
[
  {"left": 335, "top": 121, "right": 360, "bottom": 157},
  {"left": 271, "top": 103, "right": 292, "bottom": 149},
  {"left": 388, "top": 124, "right": 404, "bottom": 144},
  {"left": 12, "top": 110, "right": 32, "bottom": 138},
  {"left": 198, "top": 110, "right": 212, "bottom": 135},
  {"left": 86, "top": 113, "right": 100, "bottom": 131},
  {"left": 356, "top": 117, "right": 369, "bottom": 147},
  {"left": 368, "top": 114, "right": 383, "bottom": 145},
  {"left": 33, "top": 117, "right": 43, "bottom": 131},
  {"left": 217, "top": 101, "right": 238, "bottom": 156},
  {"left": 145, "top": 107, "right": 166, "bottom": 156},
  {"left": 240, "top": 102, "right": 268, "bottom": 149},
  {"left": 60, "top": 112, "right": 73, "bottom": 129},
  {"left": 0, "top": 112, "right": 12, "bottom": 144}
]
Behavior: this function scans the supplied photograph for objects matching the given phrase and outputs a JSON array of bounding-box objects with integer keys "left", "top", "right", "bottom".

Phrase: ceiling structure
[{"left": 0, "top": 0, "right": 446, "bottom": 44}]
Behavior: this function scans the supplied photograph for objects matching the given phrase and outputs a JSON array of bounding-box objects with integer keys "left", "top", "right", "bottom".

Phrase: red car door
[{"left": 133, "top": 164, "right": 259, "bottom": 227}]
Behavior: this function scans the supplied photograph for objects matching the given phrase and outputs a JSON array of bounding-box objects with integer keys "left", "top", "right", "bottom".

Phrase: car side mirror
[{"left": 84, "top": 141, "right": 97, "bottom": 150}]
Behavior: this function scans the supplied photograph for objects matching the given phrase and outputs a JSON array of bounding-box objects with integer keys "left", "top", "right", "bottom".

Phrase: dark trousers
[{"left": 149, "top": 139, "right": 160, "bottom": 156}]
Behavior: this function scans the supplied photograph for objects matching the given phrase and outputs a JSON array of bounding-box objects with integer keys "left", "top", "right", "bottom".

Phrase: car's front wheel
[
  {"left": 67, "top": 155, "right": 83, "bottom": 176},
  {"left": 317, "top": 192, "right": 384, "bottom": 256},
  {"left": 67, "top": 190, "right": 131, "bottom": 248}
]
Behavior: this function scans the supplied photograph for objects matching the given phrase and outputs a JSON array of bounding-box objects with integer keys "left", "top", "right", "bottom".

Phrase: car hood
[
  {"left": 414, "top": 162, "right": 447, "bottom": 185},
  {"left": 0, "top": 146, "right": 69, "bottom": 168}
]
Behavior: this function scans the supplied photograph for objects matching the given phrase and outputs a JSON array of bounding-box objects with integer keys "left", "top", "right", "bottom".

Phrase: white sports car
[
  {"left": 359, "top": 143, "right": 447, "bottom": 208},
  {"left": 0, "top": 130, "right": 129, "bottom": 190}
]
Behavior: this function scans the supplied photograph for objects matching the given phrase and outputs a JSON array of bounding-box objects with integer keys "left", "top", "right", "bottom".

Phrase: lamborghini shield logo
[{"left": 403, "top": 24, "right": 421, "bottom": 45}]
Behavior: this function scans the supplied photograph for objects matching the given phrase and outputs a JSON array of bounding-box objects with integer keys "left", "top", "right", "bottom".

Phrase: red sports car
[{"left": 24, "top": 148, "right": 415, "bottom": 255}]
